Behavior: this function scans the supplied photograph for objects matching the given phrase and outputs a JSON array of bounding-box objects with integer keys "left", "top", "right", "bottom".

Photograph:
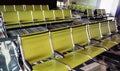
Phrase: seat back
[
  {"left": 100, "top": 21, "right": 110, "bottom": 36},
  {"left": 95, "top": 9, "right": 102, "bottom": 16},
  {"left": 15, "top": 5, "right": 24, "bottom": 11},
  {"left": 63, "top": 10, "right": 72, "bottom": 19},
  {"left": 5, "top": 5, "right": 15, "bottom": 12},
  {"left": 20, "top": 32, "right": 53, "bottom": 64},
  {"left": 25, "top": 5, "right": 34, "bottom": 11},
  {"left": 108, "top": 20, "right": 118, "bottom": 33},
  {"left": 0, "top": 5, "right": 5, "bottom": 12},
  {"left": 32, "top": 11, "right": 45, "bottom": 24},
  {"left": 89, "top": 23, "right": 101, "bottom": 40},
  {"left": 51, "top": 28, "right": 73, "bottom": 53},
  {"left": 18, "top": 11, "right": 33, "bottom": 25},
  {"left": 72, "top": 25, "right": 88, "bottom": 46},
  {"left": 54, "top": 10, "right": 64, "bottom": 20},
  {"left": 101, "top": 9, "right": 106, "bottom": 15},
  {"left": 2, "top": 11, "right": 19, "bottom": 29},
  {"left": 86, "top": 9, "right": 94, "bottom": 17},
  {"left": 41, "top": 5, "right": 49, "bottom": 10},
  {"left": 43, "top": 10, "right": 55, "bottom": 21},
  {"left": 33, "top": 5, "right": 42, "bottom": 11}
]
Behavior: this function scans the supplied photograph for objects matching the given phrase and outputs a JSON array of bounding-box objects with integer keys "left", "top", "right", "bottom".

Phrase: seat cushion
[
  {"left": 110, "top": 34, "right": 120, "bottom": 43},
  {"left": 33, "top": 60, "right": 69, "bottom": 71},
  {"left": 56, "top": 52, "right": 90, "bottom": 68},
  {"left": 92, "top": 38, "right": 117, "bottom": 49},
  {"left": 76, "top": 46, "right": 105, "bottom": 58}
]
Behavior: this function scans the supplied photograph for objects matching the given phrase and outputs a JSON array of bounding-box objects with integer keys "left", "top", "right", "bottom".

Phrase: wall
[{"left": 0, "top": 0, "right": 57, "bottom": 9}]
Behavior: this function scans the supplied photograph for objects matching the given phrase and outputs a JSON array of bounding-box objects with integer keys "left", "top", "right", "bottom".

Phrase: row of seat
[
  {"left": 0, "top": 5, "right": 49, "bottom": 12},
  {"left": 69, "top": 4, "right": 92, "bottom": 12},
  {"left": 2, "top": 10, "right": 72, "bottom": 29},
  {"left": 19, "top": 20, "right": 120, "bottom": 71},
  {"left": 86, "top": 9, "right": 107, "bottom": 20},
  {"left": 94, "top": 9, "right": 107, "bottom": 16}
]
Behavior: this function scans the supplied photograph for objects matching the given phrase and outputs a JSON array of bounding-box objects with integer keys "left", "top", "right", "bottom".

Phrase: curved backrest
[
  {"left": 0, "top": 5, "right": 5, "bottom": 12},
  {"left": 25, "top": 5, "right": 34, "bottom": 11},
  {"left": 41, "top": 5, "right": 49, "bottom": 10},
  {"left": 18, "top": 11, "right": 33, "bottom": 24},
  {"left": 32, "top": 11, "right": 45, "bottom": 23},
  {"left": 54, "top": 10, "right": 64, "bottom": 20},
  {"left": 72, "top": 25, "right": 88, "bottom": 46},
  {"left": 15, "top": 5, "right": 24, "bottom": 11},
  {"left": 5, "top": 5, "right": 15, "bottom": 12},
  {"left": 43, "top": 10, "right": 55, "bottom": 21},
  {"left": 89, "top": 23, "right": 101, "bottom": 40},
  {"left": 109, "top": 20, "right": 118, "bottom": 33},
  {"left": 2, "top": 11, "right": 19, "bottom": 25},
  {"left": 63, "top": 10, "right": 72, "bottom": 19},
  {"left": 21, "top": 32, "right": 52, "bottom": 64},
  {"left": 33, "top": 5, "right": 42, "bottom": 11},
  {"left": 51, "top": 28, "right": 73, "bottom": 53},
  {"left": 100, "top": 21, "right": 110, "bottom": 36}
]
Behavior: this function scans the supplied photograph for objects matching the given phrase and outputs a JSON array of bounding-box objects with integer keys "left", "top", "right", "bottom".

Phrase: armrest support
[
  {"left": 101, "top": 35, "right": 110, "bottom": 40},
  {"left": 25, "top": 60, "right": 33, "bottom": 70},
  {"left": 75, "top": 44, "right": 85, "bottom": 50},
  {"left": 54, "top": 50, "right": 64, "bottom": 58},
  {"left": 90, "top": 38, "right": 101, "bottom": 44}
]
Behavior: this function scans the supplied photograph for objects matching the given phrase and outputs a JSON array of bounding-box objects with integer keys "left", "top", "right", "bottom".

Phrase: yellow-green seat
[
  {"left": 0, "top": 5, "right": 5, "bottom": 12},
  {"left": 95, "top": 9, "right": 102, "bottom": 16},
  {"left": 71, "top": 4, "right": 77, "bottom": 10},
  {"left": 33, "top": 5, "right": 42, "bottom": 11},
  {"left": 108, "top": 20, "right": 120, "bottom": 43},
  {"left": 25, "top": 5, "right": 34, "bottom": 11},
  {"left": 87, "top": 9, "right": 94, "bottom": 17},
  {"left": 54, "top": 10, "right": 64, "bottom": 20},
  {"left": 88, "top": 23, "right": 102, "bottom": 40},
  {"left": 15, "top": 5, "right": 24, "bottom": 11},
  {"left": 54, "top": 10, "right": 68, "bottom": 23},
  {"left": 86, "top": 9, "right": 95, "bottom": 19},
  {"left": 81, "top": 6, "right": 87, "bottom": 12},
  {"left": 18, "top": 11, "right": 34, "bottom": 27},
  {"left": 43, "top": 10, "right": 55, "bottom": 24},
  {"left": 100, "top": 21, "right": 110, "bottom": 37},
  {"left": 63, "top": 10, "right": 72, "bottom": 22},
  {"left": 20, "top": 32, "right": 69, "bottom": 71},
  {"left": 2, "top": 11, "right": 20, "bottom": 29},
  {"left": 102, "top": 9, "right": 106, "bottom": 15},
  {"left": 5, "top": 5, "right": 15, "bottom": 12},
  {"left": 72, "top": 25, "right": 105, "bottom": 58},
  {"left": 89, "top": 22, "right": 117, "bottom": 49},
  {"left": 51, "top": 28, "right": 90, "bottom": 68},
  {"left": 32, "top": 11, "right": 46, "bottom": 25},
  {"left": 41, "top": 5, "right": 49, "bottom": 10},
  {"left": 72, "top": 25, "right": 88, "bottom": 46},
  {"left": 101, "top": 9, "right": 107, "bottom": 17}
]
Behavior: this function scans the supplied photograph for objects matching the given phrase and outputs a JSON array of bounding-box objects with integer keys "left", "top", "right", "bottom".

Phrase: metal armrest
[
  {"left": 93, "top": 45, "right": 108, "bottom": 51},
  {"left": 54, "top": 51, "right": 64, "bottom": 58},
  {"left": 75, "top": 44, "right": 85, "bottom": 50},
  {"left": 25, "top": 60, "right": 33, "bottom": 70},
  {"left": 101, "top": 35, "right": 110, "bottom": 40},
  {"left": 90, "top": 38, "right": 101, "bottom": 44}
]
